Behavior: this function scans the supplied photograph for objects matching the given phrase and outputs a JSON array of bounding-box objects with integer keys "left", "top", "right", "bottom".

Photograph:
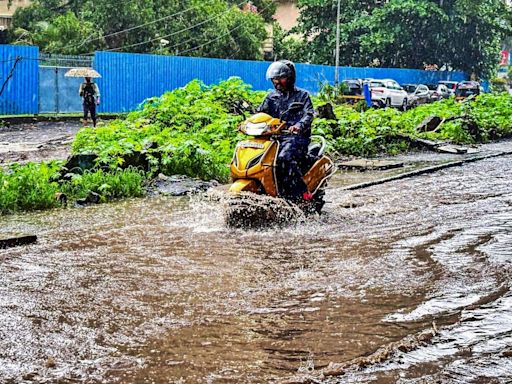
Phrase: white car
[
  {"left": 367, "top": 79, "right": 409, "bottom": 110},
  {"left": 438, "top": 80, "right": 458, "bottom": 96}
]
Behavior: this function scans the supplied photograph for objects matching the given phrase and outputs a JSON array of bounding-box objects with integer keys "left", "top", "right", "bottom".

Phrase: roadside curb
[
  {"left": 342, "top": 151, "right": 512, "bottom": 191},
  {"left": 0, "top": 114, "right": 126, "bottom": 125}
]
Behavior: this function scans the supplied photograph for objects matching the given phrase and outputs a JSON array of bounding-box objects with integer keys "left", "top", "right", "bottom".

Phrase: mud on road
[{"left": 0, "top": 121, "right": 82, "bottom": 164}]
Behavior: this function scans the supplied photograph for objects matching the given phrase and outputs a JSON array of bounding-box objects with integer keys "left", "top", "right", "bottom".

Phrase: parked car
[
  {"left": 341, "top": 79, "right": 363, "bottom": 96},
  {"left": 426, "top": 83, "right": 451, "bottom": 102},
  {"left": 438, "top": 80, "right": 458, "bottom": 96},
  {"left": 367, "top": 79, "right": 408, "bottom": 110},
  {"left": 455, "top": 81, "right": 482, "bottom": 99},
  {"left": 402, "top": 84, "right": 430, "bottom": 107}
]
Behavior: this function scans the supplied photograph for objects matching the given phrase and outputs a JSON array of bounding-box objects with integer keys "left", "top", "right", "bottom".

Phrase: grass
[
  {"left": 0, "top": 162, "right": 61, "bottom": 214},
  {"left": 0, "top": 163, "right": 146, "bottom": 215},
  {"left": 60, "top": 167, "right": 146, "bottom": 202}
]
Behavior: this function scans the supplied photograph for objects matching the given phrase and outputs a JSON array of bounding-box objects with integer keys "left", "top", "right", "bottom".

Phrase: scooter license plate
[{"left": 239, "top": 141, "right": 264, "bottom": 149}]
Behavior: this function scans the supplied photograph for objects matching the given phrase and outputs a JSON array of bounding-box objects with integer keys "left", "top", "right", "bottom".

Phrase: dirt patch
[{"left": 0, "top": 121, "right": 83, "bottom": 164}]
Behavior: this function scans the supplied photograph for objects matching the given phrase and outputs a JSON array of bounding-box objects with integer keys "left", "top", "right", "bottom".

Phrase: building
[
  {"left": 273, "top": 0, "right": 300, "bottom": 31},
  {"left": 262, "top": 0, "right": 300, "bottom": 58},
  {"left": 0, "top": 0, "right": 31, "bottom": 30}
]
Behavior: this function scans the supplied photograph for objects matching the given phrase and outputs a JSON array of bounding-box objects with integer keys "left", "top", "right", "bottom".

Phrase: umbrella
[{"left": 64, "top": 67, "right": 102, "bottom": 78}]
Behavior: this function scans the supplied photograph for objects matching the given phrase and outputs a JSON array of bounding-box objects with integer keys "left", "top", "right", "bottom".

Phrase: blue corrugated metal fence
[
  {"left": 94, "top": 51, "right": 466, "bottom": 113},
  {"left": 0, "top": 45, "right": 39, "bottom": 115},
  {"left": 39, "top": 66, "right": 84, "bottom": 113},
  {"left": 94, "top": 52, "right": 273, "bottom": 113},
  {"left": 0, "top": 44, "right": 467, "bottom": 115}
]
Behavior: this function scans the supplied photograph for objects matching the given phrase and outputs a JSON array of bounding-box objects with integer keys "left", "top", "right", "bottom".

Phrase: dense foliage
[
  {"left": 10, "top": 0, "right": 268, "bottom": 60},
  {"left": 0, "top": 162, "right": 61, "bottom": 213},
  {"left": 0, "top": 163, "right": 145, "bottom": 214},
  {"left": 315, "top": 93, "right": 512, "bottom": 156},
  {"left": 275, "top": 0, "right": 512, "bottom": 79},
  {"left": 72, "top": 78, "right": 266, "bottom": 182},
  {"left": 74, "top": 78, "right": 512, "bottom": 171}
]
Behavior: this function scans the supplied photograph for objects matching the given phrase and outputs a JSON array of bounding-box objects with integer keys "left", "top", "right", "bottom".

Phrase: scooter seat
[
  {"left": 302, "top": 143, "right": 322, "bottom": 172},
  {"left": 307, "top": 143, "right": 322, "bottom": 158}
]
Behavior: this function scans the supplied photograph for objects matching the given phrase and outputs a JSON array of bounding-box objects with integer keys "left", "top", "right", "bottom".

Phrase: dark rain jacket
[{"left": 257, "top": 87, "right": 314, "bottom": 137}]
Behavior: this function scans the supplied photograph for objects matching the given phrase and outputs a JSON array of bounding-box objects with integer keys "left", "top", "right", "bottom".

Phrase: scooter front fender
[{"left": 228, "top": 179, "right": 260, "bottom": 194}]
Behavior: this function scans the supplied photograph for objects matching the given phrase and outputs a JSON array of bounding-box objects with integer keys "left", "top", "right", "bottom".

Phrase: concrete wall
[{"left": 273, "top": 0, "right": 300, "bottom": 31}]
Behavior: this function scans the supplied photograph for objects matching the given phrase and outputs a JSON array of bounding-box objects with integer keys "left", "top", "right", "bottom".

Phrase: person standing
[{"left": 79, "top": 77, "right": 100, "bottom": 127}]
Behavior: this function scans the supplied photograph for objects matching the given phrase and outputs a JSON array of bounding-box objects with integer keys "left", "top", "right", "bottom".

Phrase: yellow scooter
[{"left": 225, "top": 102, "right": 336, "bottom": 227}]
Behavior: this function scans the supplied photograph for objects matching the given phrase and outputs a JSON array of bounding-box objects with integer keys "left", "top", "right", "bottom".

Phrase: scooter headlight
[{"left": 243, "top": 122, "right": 269, "bottom": 136}]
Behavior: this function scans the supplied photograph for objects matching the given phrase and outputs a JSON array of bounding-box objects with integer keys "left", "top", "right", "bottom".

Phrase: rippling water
[{"left": 1, "top": 153, "right": 511, "bottom": 384}]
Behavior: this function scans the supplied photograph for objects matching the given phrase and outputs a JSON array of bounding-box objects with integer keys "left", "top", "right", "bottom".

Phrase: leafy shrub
[
  {"left": 0, "top": 162, "right": 61, "bottom": 214},
  {"left": 2, "top": 80, "right": 512, "bottom": 215},
  {"left": 314, "top": 94, "right": 512, "bottom": 156},
  {"left": 60, "top": 168, "right": 146, "bottom": 202},
  {"left": 0, "top": 162, "right": 145, "bottom": 215},
  {"left": 73, "top": 77, "right": 512, "bottom": 165}
]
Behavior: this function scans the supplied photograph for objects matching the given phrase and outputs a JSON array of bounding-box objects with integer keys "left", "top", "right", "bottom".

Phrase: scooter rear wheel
[{"left": 312, "top": 188, "right": 325, "bottom": 214}]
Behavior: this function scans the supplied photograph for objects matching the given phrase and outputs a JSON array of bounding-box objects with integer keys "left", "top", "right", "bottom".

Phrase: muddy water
[{"left": 1, "top": 153, "right": 512, "bottom": 383}]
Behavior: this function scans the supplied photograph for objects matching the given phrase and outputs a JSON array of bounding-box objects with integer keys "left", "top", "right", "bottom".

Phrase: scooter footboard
[{"left": 303, "top": 156, "right": 336, "bottom": 194}]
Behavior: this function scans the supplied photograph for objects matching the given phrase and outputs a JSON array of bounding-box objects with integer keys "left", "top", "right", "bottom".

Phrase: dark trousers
[
  {"left": 83, "top": 102, "right": 97, "bottom": 126},
  {"left": 276, "top": 135, "right": 310, "bottom": 200}
]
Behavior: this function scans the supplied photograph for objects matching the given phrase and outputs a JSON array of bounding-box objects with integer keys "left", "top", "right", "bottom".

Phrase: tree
[
  {"left": 12, "top": 12, "right": 98, "bottom": 54},
  {"left": 355, "top": 1, "right": 448, "bottom": 69},
  {"left": 438, "top": 0, "right": 511, "bottom": 78},
  {"left": 271, "top": 23, "right": 307, "bottom": 62},
  {"left": 286, "top": 0, "right": 511, "bottom": 78},
  {"left": 10, "top": 0, "right": 268, "bottom": 60}
]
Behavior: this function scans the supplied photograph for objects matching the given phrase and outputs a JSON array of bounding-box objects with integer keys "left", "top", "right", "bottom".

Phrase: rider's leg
[{"left": 276, "top": 136, "right": 309, "bottom": 201}]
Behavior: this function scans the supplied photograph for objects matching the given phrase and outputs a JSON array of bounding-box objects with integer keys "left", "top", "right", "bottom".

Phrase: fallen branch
[{"left": 0, "top": 235, "right": 37, "bottom": 249}]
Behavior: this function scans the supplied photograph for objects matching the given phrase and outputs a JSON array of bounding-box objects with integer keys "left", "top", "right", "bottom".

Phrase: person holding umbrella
[
  {"left": 65, "top": 67, "right": 101, "bottom": 127},
  {"left": 79, "top": 76, "right": 100, "bottom": 127}
]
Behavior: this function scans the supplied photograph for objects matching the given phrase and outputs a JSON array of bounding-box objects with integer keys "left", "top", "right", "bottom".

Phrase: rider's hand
[{"left": 289, "top": 125, "right": 301, "bottom": 135}]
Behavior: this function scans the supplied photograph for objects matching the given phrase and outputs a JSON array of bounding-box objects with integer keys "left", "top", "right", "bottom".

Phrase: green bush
[
  {"left": 313, "top": 94, "right": 512, "bottom": 156},
  {"left": 0, "top": 163, "right": 145, "bottom": 215},
  {"left": 3, "top": 80, "right": 512, "bottom": 216},
  {"left": 0, "top": 162, "right": 61, "bottom": 214},
  {"left": 60, "top": 168, "right": 146, "bottom": 202},
  {"left": 73, "top": 77, "right": 512, "bottom": 169}
]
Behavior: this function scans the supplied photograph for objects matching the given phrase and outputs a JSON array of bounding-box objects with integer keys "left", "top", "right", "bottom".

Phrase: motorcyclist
[{"left": 257, "top": 60, "right": 315, "bottom": 202}]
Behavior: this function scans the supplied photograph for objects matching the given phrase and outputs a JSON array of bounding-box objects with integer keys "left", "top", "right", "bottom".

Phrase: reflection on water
[{"left": 1, "top": 154, "right": 512, "bottom": 383}]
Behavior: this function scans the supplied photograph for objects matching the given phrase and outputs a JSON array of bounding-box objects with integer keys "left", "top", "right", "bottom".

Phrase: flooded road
[{"left": 1, "top": 149, "right": 512, "bottom": 383}]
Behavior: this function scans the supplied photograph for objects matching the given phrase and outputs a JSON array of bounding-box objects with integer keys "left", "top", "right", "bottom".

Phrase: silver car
[{"left": 403, "top": 84, "right": 430, "bottom": 107}]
